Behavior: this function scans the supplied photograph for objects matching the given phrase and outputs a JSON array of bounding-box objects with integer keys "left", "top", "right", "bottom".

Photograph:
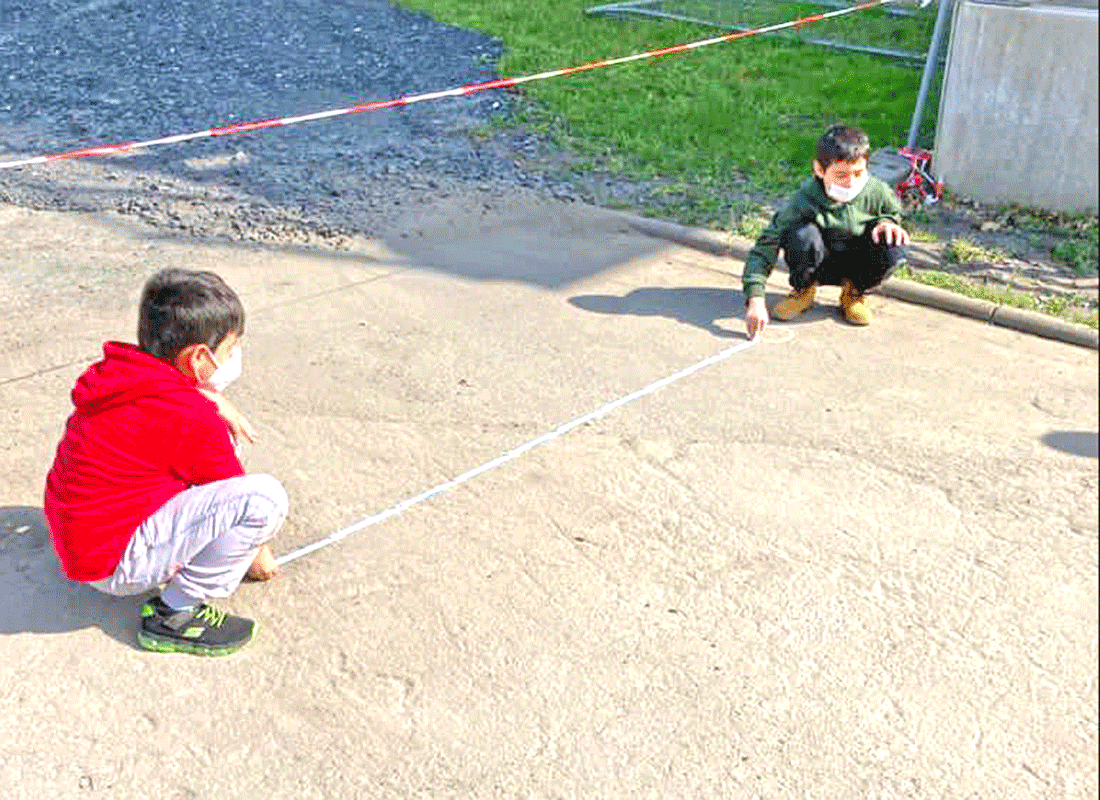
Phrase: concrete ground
[{"left": 1, "top": 193, "right": 1097, "bottom": 799}]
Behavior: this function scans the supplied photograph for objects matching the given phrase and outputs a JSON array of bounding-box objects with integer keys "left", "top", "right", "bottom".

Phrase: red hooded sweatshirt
[{"left": 44, "top": 342, "right": 245, "bottom": 581}]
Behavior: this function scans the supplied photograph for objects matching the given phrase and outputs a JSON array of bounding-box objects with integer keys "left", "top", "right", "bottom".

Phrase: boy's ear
[
  {"left": 174, "top": 343, "right": 208, "bottom": 381},
  {"left": 812, "top": 160, "right": 826, "bottom": 179}
]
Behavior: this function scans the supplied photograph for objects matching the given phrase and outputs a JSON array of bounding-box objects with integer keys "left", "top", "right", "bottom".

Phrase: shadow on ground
[
  {"left": 568, "top": 287, "right": 838, "bottom": 337},
  {"left": 1042, "top": 430, "right": 1099, "bottom": 458},
  {"left": 0, "top": 506, "right": 142, "bottom": 649}
]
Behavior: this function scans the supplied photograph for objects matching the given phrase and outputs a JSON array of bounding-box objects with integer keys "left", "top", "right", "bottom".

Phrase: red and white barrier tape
[{"left": 0, "top": 0, "right": 893, "bottom": 172}]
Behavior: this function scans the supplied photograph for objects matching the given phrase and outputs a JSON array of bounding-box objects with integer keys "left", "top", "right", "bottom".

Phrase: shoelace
[{"left": 194, "top": 606, "right": 227, "bottom": 628}]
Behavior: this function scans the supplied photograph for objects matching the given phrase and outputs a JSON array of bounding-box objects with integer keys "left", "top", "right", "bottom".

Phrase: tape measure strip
[{"left": 275, "top": 338, "right": 758, "bottom": 566}]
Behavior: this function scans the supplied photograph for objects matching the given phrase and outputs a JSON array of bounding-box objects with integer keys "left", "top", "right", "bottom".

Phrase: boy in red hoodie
[{"left": 45, "top": 268, "right": 287, "bottom": 656}]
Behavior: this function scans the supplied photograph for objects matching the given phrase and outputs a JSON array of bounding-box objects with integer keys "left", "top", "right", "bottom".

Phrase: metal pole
[{"left": 907, "top": 0, "right": 955, "bottom": 149}]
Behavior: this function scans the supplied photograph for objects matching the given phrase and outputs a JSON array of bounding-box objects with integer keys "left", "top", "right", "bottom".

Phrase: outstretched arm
[
  {"left": 742, "top": 191, "right": 811, "bottom": 338},
  {"left": 197, "top": 388, "right": 259, "bottom": 444}
]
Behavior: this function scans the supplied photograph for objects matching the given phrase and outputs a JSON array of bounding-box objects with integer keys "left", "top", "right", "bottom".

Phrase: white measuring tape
[{"left": 277, "top": 337, "right": 765, "bottom": 565}]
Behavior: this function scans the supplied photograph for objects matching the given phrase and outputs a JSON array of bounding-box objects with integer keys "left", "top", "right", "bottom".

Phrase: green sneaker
[{"left": 138, "top": 596, "right": 255, "bottom": 656}]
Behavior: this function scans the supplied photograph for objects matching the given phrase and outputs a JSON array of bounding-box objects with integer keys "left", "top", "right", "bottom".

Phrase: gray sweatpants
[{"left": 89, "top": 474, "right": 288, "bottom": 606}]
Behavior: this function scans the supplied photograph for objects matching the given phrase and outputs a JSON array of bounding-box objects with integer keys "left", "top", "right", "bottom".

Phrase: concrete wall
[{"left": 935, "top": 0, "right": 1098, "bottom": 213}]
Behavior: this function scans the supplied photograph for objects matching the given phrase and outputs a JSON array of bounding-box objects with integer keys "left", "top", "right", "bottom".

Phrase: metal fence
[
  {"left": 585, "top": 0, "right": 953, "bottom": 150},
  {"left": 585, "top": 0, "right": 944, "bottom": 64}
]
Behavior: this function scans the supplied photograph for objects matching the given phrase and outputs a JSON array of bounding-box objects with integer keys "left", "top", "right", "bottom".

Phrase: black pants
[{"left": 782, "top": 223, "right": 906, "bottom": 293}]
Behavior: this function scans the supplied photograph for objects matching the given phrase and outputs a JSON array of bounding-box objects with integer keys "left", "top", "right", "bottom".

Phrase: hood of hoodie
[{"left": 72, "top": 342, "right": 199, "bottom": 416}]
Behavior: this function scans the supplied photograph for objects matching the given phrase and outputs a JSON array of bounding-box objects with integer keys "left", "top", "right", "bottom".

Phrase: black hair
[
  {"left": 138, "top": 268, "right": 245, "bottom": 362},
  {"left": 815, "top": 125, "right": 871, "bottom": 170}
]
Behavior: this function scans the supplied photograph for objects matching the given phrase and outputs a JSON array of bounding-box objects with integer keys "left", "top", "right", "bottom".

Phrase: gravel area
[{"left": 0, "top": 0, "right": 567, "bottom": 244}]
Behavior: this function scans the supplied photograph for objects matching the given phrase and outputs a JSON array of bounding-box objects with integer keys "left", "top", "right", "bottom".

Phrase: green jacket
[{"left": 742, "top": 175, "right": 903, "bottom": 298}]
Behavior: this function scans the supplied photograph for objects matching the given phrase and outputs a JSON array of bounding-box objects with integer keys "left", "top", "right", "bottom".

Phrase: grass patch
[
  {"left": 894, "top": 265, "right": 1099, "bottom": 329},
  {"left": 895, "top": 265, "right": 1026, "bottom": 305},
  {"left": 908, "top": 226, "right": 939, "bottom": 244},
  {"left": 727, "top": 198, "right": 772, "bottom": 239},
  {"left": 977, "top": 203, "right": 1099, "bottom": 275},
  {"left": 394, "top": 0, "right": 935, "bottom": 215},
  {"left": 907, "top": 206, "right": 936, "bottom": 226},
  {"left": 991, "top": 204, "right": 1097, "bottom": 237},
  {"left": 942, "top": 237, "right": 1007, "bottom": 264},
  {"left": 1052, "top": 235, "right": 1099, "bottom": 276}
]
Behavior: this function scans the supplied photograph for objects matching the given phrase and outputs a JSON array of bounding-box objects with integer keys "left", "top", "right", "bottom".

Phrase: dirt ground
[{"left": 1, "top": 188, "right": 1097, "bottom": 799}]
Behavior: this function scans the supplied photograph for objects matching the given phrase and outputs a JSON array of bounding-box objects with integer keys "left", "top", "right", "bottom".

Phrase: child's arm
[
  {"left": 743, "top": 195, "right": 809, "bottom": 339},
  {"left": 197, "top": 388, "right": 258, "bottom": 444},
  {"left": 172, "top": 408, "right": 246, "bottom": 487},
  {"left": 869, "top": 182, "right": 909, "bottom": 246}
]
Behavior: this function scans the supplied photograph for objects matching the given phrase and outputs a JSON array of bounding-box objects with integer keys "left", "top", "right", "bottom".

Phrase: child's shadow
[
  {"left": 0, "top": 505, "right": 143, "bottom": 650},
  {"left": 568, "top": 286, "right": 830, "bottom": 336},
  {"left": 570, "top": 286, "right": 744, "bottom": 338}
]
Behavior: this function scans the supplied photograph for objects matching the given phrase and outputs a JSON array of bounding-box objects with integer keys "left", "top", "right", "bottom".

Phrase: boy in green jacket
[{"left": 743, "top": 125, "right": 909, "bottom": 337}]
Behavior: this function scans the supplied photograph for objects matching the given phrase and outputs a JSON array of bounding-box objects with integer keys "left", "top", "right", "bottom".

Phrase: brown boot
[
  {"left": 772, "top": 284, "right": 817, "bottom": 320},
  {"left": 840, "top": 279, "right": 873, "bottom": 325}
]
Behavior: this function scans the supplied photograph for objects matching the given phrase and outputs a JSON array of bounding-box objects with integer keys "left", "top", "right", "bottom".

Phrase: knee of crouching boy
[{"left": 246, "top": 473, "right": 289, "bottom": 524}]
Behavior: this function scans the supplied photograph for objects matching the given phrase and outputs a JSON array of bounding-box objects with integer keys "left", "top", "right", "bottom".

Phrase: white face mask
[
  {"left": 824, "top": 172, "right": 869, "bottom": 203},
  {"left": 205, "top": 345, "right": 242, "bottom": 392}
]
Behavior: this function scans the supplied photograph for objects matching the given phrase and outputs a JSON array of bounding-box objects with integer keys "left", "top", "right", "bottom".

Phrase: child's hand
[
  {"left": 872, "top": 221, "right": 910, "bottom": 246},
  {"left": 745, "top": 296, "right": 769, "bottom": 340},
  {"left": 197, "top": 388, "right": 259, "bottom": 444},
  {"left": 246, "top": 543, "right": 279, "bottom": 581}
]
